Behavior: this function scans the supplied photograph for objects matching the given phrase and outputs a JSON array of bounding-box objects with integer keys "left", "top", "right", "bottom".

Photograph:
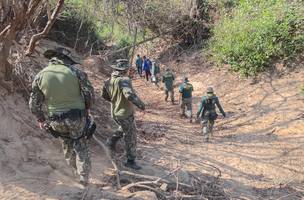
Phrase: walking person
[
  {"left": 179, "top": 77, "right": 194, "bottom": 122},
  {"left": 162, "top": 67, "right": 175, "bottom": 104},
  {"left": 196, "top": 87, "right": 226, "bottom": 142},
  {"left": 29, "top": 48, "right": 95, "bottom": 186},
  {"left": 135, "top": 54, "right": 143, "bottom": 77},
  {"left": 102, "top": 59, "right": 146, "bottom": 170},
  {"left": 142, "top": 56, "right": 151, "bottom": 82},
  {"left": 151, "top": 60, "right": 161, "bottom": 87}
]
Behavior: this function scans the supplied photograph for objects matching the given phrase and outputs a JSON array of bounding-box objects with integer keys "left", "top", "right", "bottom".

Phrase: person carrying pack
[
  {"left": 151, "top": 60, "right": 161, "bottom": 87},
  {"left": 196, "top": 87, "right": 226, "bottom": 142},
  {"left": 102, "top": 59, "right": 145, "bottom": 170},
  {"left": 162, "top": 68, "right": 175, "bottom": 104},
  {"left": 29, "top": 47, "right": 95, "bottom": 186},
  {"left": 179, "top": 77, "right": 194, "bottom": 122}
]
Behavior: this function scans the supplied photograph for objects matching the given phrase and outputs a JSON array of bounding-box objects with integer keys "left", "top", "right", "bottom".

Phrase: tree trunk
[
  {"left": 129, "top": 26, "right": 137, "bottom": 67},
  {"left": 0, "top": 40, "right": 12, "bottom": 80}
]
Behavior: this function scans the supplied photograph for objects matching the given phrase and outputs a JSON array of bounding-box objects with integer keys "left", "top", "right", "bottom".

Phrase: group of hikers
[
  {"left": 135, "top": 54, "right": 161, "bottom": 86},
  {"left": 29, "top": 48, "right": 226, "bottom": 186}
]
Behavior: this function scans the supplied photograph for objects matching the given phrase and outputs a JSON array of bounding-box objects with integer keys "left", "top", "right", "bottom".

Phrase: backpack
[{"left": 203, "top": 96, "right": 218, "bottom": 120}]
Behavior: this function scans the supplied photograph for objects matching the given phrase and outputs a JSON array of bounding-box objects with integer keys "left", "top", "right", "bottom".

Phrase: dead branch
[
  {"left": 74, "top": 7, "right": 85, "bottom": 50},
  {"left": 98, "top": 32, "right": 168, "bottom": 58},
  {"left": 121, "top": 180, "right": 161, "bottom": 191},
  {"left": 81, "top": 187, "right": 89, "bottom": 200},
  {"left": 25, "top": 0, "right": 64, "bottom": 55},
  {"left": 0, "top": 25, "right": 11, "bottom": 40},
  {"left": 119, "top": 169, "right": 194, "bottom": 192},
  {"left": 131, "top": 184, "right": 166, "bottom": 199},
  {"left": 93, "top": 134, "right": 121, "bottom": 189},
  {"left": 45, "top": 0, "right": 51, "bottom": 20}
]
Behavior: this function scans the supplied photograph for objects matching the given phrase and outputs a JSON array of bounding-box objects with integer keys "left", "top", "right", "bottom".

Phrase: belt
[{"left": 49, "top": 109, "right": 85, "bottom": 121}]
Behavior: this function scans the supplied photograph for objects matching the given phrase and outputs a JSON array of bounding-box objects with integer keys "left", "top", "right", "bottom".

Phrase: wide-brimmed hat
[
  {"left": 44, "top": 47, "right": 79, "bottom": 64},
  {"left": 110, "top": 59, "right": 130, "bottom": 71}
]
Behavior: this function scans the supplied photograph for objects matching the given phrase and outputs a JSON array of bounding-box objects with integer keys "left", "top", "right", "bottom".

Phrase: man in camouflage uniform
[
  {"left": 101, "top": 59, "right": 145, "bottom": 170},
  {"left": 29, "top": 48, "right": 94, "bottom": 185},
  {"left": 179, "top": 77, "right": 194, "bottom": 122},
  {"left": 196, "top": 87, "right": 226, "bottom": 142},
  {"left": 162, "top": 68, "right": 175, "bottom": 104}
]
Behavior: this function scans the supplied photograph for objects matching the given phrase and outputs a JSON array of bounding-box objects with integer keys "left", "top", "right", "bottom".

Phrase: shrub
[{"left": 211, "top": 0, "right": 304, "bottom": 76}]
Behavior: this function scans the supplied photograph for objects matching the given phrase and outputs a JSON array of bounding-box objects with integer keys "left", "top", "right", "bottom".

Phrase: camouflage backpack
[{"left": 204, "top": 96, "right": 218, "bottom": 120}]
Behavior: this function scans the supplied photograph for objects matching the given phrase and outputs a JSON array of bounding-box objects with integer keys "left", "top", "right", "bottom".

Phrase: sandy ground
[
  {"left": 133, "top": 57, "right": 304, "bottom": 199},
  {"left": 0, "top": 46, "right": 303, "bottom": 199}
]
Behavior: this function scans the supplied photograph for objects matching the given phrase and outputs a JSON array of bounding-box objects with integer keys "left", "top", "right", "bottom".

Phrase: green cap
[{"left": 110, "top": 59, "right": 130, "bottom": 71}]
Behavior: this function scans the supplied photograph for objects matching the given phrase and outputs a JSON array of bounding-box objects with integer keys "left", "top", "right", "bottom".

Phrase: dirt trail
[
  {"left": 0, "top": 42, "right": 303, "bottom": 199},
  {"left": 133, "top": 62, "right": 304, "bottom": 199}
]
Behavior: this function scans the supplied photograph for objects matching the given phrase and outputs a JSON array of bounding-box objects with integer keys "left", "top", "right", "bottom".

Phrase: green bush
[{"left": 211, "top": 0, "right": 304, "bottom": 76}]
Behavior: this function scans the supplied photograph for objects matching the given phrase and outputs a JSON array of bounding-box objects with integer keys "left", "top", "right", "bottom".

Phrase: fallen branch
[
  {"left": 131, "top": 184, "right": 166, "bottom": 200},
  {"left": 81, "top": 187, "right": 89, "bottom": 200},
  {"left": 121, "top": 180, "right": 161, "bottom": 191},
  {"left": 119, "top": 169, "right": 193, "bottom": 192},
  {"left": 0, "top": 25, "right": 11, "bottom": 41}
]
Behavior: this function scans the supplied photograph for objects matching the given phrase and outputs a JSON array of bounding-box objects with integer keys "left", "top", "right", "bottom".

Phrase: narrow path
[{"left": 133, "top": 68, "right": 304, "bottom": 199}]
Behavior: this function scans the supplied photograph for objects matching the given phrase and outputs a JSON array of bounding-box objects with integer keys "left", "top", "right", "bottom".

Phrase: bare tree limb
[
  {"left": 74, "top": 14, "right": 84, "bottom": 50},
  {"left": 0, "top": 24, "right": 11, "bottom": 40},
  {"left": 25, "top": 0, "right": 64, "bottom": 55},
  {"left": 98, "top": 32, "right": 168, "bottom": 59},
  {"left": 45, "top": 0, "right": 51, "bottom": 20}
]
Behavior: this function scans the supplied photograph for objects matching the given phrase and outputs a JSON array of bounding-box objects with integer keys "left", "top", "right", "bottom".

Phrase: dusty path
[
  {"left": 133, "top": 65, "right": 304, "bottom": 199},
  {"left": 0, "top": 44, "right": 303, "bottom": 199}
]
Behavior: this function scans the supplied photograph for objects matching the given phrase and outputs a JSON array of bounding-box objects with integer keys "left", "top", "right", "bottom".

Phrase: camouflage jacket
[
  {"left": 101, "top": 71, "right": 145, "bottom": 119},
  {"left": 196, "top": 95, "right": 225, "bottom": 119},
  {"left": 29, "top": 58, "right": 94, "bottom": 122}
]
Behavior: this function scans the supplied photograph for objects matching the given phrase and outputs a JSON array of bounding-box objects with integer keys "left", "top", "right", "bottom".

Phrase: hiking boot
[{"left": 124, "top": 160, "right": 142, "bottom": 170}]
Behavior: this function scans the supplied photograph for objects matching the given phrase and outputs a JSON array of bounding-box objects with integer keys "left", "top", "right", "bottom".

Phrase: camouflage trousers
[
  {"left": 180, "top": 97, "right": 192, "bottom": 118},
  {"left": 165, "top": 89, "right": 174, "bottom": 102},
  {"left": 50, "top": 117, "right": 91, "bottom": 181},
  {"left": 113, "top": 115, "right": 137, "bottom": 161},
  {"left": 201, "top": 118, "right": 215, "bottom": 142}
]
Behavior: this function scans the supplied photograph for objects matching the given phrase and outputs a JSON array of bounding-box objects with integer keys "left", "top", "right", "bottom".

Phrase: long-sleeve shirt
[
  {"left": 142, "top": 59, "right": 151, "bottom": 72},
  {"left": 102, "top": 71, "right": 145, "bottom": 119},
  {"left": 197, "top": 95, "right": 225, "bottom": 118},
  {"left": 135, "top": 57, "right": 143, "bottom": 68}
]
